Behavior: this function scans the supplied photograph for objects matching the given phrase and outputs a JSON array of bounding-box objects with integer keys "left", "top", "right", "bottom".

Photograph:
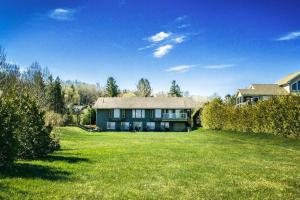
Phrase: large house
[
  {"left": 93, "top": 97, "right": 196, "bottom": 131},
  {"left": 236, "top": 71, "right": 300, "bottom": 106}
]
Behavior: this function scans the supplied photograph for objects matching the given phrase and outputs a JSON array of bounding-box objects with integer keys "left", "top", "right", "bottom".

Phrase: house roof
[
  {"left": 238, "top": 84, "right": 288, "bottom": 96},
  {"left": 93, "top": 97, "right": 196, "bottom": 109},
  {"left": 277, "top": 71, "right": 300, "bottom": 86}
]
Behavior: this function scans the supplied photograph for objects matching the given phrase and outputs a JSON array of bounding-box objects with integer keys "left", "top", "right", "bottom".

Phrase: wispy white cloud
[
  {"left": 149, "top": 32, "right": 171, "bottom": 42},
  {"left": 277, "top": 31, "right": 300, "bottom": 41},
  {"left": 176, "top": 15, "right": 188, "bottom": 22},
  {"left": 154, "top": 45, "right": 173, "bottom": 58},
  {"left": 165, "top": 65, "right": 196, "bottom": 73},
  {"left": 139, "top": 15, "right": 196, "bottom": 58},
  {"left": 173, "top": 35, "right": 185, "bottom": 44},
  {"left": 178, "top": 24, "right": 191, "bottom": 29},
  {"left": 203, "top": 64, "right": 235, "bottom": 69},
  {"left": 48, "top": 8, "right": 77, "bottom": 21}
]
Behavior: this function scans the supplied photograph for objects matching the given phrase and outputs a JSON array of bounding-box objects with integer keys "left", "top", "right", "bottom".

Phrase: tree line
[{"left": 0, "top": 46, "right": 188, "bottom": 167}]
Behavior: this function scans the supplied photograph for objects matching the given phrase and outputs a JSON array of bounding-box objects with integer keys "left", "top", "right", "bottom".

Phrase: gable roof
[
  {"left": 277, "top": 71, "right": 300, "bottom": 86},
  {"left": 93, "top": 97, "right": 196, "bottom": 109},
  {"left": 238, "top": 84, "right": 288, "bottom": 96}
]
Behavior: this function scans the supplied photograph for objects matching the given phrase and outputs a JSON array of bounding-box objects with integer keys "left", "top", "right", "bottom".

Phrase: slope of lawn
[{"left": 1, "top": 127, "right": 300, "bottom": 199}]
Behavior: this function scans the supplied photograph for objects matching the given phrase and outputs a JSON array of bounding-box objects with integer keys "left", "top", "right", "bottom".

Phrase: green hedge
[{"left": 201, "top": 96, "right": 300, "bottom": 137}]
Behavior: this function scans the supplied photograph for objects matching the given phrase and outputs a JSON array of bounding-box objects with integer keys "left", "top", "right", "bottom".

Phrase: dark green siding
[{"left": 96, "top": 109, "right": 191, "bottom": 131}]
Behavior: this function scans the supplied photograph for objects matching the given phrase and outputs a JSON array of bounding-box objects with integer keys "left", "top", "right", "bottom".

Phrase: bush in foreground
[{"left": 0, "top": 90, "right": 60, "bottom": 167}]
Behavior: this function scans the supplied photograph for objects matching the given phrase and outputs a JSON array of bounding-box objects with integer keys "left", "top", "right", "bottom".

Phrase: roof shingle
[
  {"left": 277, "top": 71, "right": 300, "bottom": 86},
  {"left": 238, "top": 84, "right": 288, "bottom": 96},
  {"left": 93, "top": 97, "right": 196, "bottom": 109}
]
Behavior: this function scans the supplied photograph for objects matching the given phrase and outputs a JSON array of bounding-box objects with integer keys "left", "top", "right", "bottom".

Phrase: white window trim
[{"left": 132, "top": 109, "right": 145, "bottom": 118}]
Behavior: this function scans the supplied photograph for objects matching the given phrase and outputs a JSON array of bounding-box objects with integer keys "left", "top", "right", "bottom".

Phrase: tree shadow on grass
[
  {"left": 0, "top": 163, "right": 70, "bottom": 181},
  {"left": 38, "top": 155, "right": 90, "bottom": 163}
]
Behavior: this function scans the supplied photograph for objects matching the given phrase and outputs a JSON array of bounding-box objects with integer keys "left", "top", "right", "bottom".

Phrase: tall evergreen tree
[
  {"left": 136, "top": 78, "right": 152, "bottom": 97},
  {"left": 168, "top": 80, "right": 182, "bottom": 97},
  {"left": 46, "top": 76, "right": 64, "bottom": 113},
  {"left": 54, "top": 77, "right": 64, "bottom": 113},
  {"left": 105, "top": 77, "right": 120, "bottom": 97}
]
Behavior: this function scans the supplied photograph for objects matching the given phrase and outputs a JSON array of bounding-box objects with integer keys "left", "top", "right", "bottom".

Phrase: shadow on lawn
[
  {"left": 39, "top": 155, "right": 90, "bottom": 163},
  {"left": 0, "top": 163, "right": 70, "bottom": 181}
]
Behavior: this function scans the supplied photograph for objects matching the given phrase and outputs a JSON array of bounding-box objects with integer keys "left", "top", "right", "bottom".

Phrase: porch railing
[{"left": 162, "top": 113, "right": 187, "bottom": 120}]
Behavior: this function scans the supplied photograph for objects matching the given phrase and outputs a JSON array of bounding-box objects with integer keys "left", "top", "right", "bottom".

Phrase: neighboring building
[
  {"left": 236, "top": 71, "right": 300, "bottom": 106},
  {"left": 93, "top": 97, "right": 196, "bottom": 131}
]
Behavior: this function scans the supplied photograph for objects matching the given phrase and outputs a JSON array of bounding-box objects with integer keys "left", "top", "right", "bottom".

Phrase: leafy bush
[
  {"left": 45, "top": 111, "right": 64, "bottom": 127},
  {"left": 0, "top": 95, "right": 18, "bottom": 167},
  {"left": 16, "top": 93, "right": 56, "bottom": 159},
  {"left": 202, "top": 95, "right": 300, "bottom": 137},
  {"left": 0, "top": 90, "right": 61, "bottom": 166},
  {"left": 80, "top": 107, "right": 96, "bottom": 125}
]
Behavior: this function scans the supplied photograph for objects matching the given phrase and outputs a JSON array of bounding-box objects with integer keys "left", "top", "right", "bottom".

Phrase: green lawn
[{"left": 1, "top": 127, "right": 300, "bottom": 199}]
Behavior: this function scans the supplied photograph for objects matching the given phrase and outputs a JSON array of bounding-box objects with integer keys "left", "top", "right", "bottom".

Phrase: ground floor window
[
  {"left": 133, "top": 122, "right": 143, "bottom": 131},
  {"left": 161, "top": 122, "right": 169, "bottom": 130},
  {"left": 121, "top": 122, "right": 129, "bottom": 130},
  {"left": 107, "top": 122, "right": 116, "bottom": 130},
  {"left": 146, "top": 122, "right": 155, "bottom": 130}
]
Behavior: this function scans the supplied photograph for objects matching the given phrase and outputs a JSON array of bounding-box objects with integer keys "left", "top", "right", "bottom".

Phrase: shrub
[
  {"left": 201, "top": 95, "right": 300, "bottom": 138},
  {"left": 80, "top": 107, "right": 96, "bottom": 125},
  {"left": 45, "top": 111, "right": 64, "bottom": 127},
  {"left": 17, "top": 93, "right": 55, "bottom": 159},
  {"left": 0, "top": 95, "right": 18, "bottom": 167}
]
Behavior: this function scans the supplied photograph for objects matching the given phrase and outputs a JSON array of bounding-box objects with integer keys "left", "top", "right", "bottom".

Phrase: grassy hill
[{"left": 1, "top": 127, "right": 300, "bottom": 199}]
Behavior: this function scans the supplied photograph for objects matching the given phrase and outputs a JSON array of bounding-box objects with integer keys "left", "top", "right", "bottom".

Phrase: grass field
[{"left": 1, "top": 127, "right": 300, "bottom": 199}]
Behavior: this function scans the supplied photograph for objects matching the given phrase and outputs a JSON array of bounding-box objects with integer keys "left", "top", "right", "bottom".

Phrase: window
[
  {"left": 121, "top": 122, "right": 129, "bottom": 130},
  {"left": 292, "top": 83, "right": 297, "bottom": 91},
  {"left": 114, "top": 109, "right": 120, "bottom": 118},
  {"left": 146, "top": 122, "right": 155, "bottom": 130},
  {"left": 298, "top": 81, "right": 300, "bottom": 91},
  {"left": 132, "top": 109, "right": 145, "bottom": 118},
  {"left": 161, "top": 122, "right": 169, "bottom": 130},
  {"left": 121, "top": 110, "right": 126, "bottom": 118},
  {"left": 107, "top": 122, "right": 116, "bottom": 130},
  {"left": 108, "top": 110, "right": 113, "bottom": 118},
  {"left": 155, "top": 109, "right": 161, "bottom": 118},
  {"left": 149, "top": 110, "right": 154, "bottom": 118},
  {"left": 133, "top": 122, "right": 143, "bottom": 131}
]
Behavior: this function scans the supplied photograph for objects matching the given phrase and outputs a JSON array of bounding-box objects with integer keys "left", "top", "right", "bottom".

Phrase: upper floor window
[
  {"left": 149, "top": 110, "right": 154, "bottom": 118},
  {"left": 291, "top": 80, "right": 300, "bottom": 91},
  {"left": 155, "top": 109, "right": 161, "bottom": 118},
  {"left": 121, "top": 109, "right": 126, "bottom": 118},
  {"left": 292, "top": 83, "right": 297, "bottom": 91},
  {"left": 132, "top": 109, "right": 145, "bottom": 118},
  {"left": 114, "top": 109, "right": 120, "bottom": 118}
]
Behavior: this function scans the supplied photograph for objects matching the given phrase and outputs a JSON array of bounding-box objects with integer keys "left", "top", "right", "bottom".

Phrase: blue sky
[{"left": 1, "top": 0, "right": 300, "bottom": 96}]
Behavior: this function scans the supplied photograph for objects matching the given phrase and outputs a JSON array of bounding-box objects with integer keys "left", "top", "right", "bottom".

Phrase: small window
[
  {"left": 107, "top": 122, "right": 116, "bottom": 130},
  {"left": 121, "top": 122, "right": 129, "bottom": 130},
  {"left": 161, "top": 122, "right": 169, "bottom": 130},
  {"left": 149, "top": 110, "right": 154, "bottom": 118},
  {"left": 155, "top": 109, "right": 161, "bottom": 118},
  {"left": 108, "top": 110, "right": 113, "bottom": 118},
  {"left": 146, "top": 122, "right": 155, "bottom": 130},
  {"left": 114, "top": 109, "right": 120, "bottom": 118},
  {"left": 132, "top": 109, "right": 145, "bottom": 118},
  {"left": 121, "top": 110, "right": 126, "bottom": 118},
  {"left": 133, "top": 122, "right": 143, "bottom": 131},
  {"left": 292, "top": 83, "right": 297, "bottom": 91}
]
